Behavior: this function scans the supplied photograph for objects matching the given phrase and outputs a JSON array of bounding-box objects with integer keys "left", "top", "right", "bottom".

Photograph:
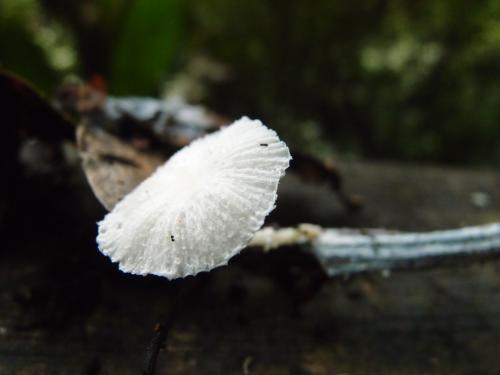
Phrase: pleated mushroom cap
[{"left": 97, "top": 117, "right": 291, "bottom": 278}]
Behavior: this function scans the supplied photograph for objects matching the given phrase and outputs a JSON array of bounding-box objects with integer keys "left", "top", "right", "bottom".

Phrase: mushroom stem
[
  {"left": 142, "top": 279, "right": 198, "bottom": 374},
  {"left": 142, "top": 293, "right": 180, "bottom": 375},
  {"left": 142, "top": 321, "right": 171, "bottom": 375}
]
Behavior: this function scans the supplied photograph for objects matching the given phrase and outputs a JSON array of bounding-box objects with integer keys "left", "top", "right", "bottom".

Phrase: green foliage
[
  {"left": 1, "top": 0, "right": 183, "bottom": 95},
  {"left": 3, "top": 0, "right": 500, "bottom": 164},
  {"left": 110, "top": 0, "right": 183, "bottom": 95},
  {"left": 0, "top": 0, "right": 64, "bottom": 91},
  {"left": 186, "top": 0, "right": 500, "bottom": 164}
]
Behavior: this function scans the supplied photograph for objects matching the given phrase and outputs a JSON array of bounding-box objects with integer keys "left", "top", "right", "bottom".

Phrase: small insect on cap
[{"left": 97, "top": 117, "right": 291, "bottom": 278}]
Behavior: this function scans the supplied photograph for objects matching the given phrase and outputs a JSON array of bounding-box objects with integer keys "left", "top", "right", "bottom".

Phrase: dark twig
[
  {"left": 141, "top": 279, "right": 196, "bottom": 375},
  {"left": 142, "top": 318, "right": 175, "bottom": 375}
]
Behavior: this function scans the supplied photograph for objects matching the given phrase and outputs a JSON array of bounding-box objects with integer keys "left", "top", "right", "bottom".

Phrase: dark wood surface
[{"left": 1, "top": 160, "right": 500, "bottom": 374}]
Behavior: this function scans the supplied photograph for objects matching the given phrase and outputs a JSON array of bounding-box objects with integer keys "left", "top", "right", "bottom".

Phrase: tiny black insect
[
  {"left": 171, "top": 235, "right": 175, "bottom": 242},
  {"left": 260, "top": 143, "right": 268, "bottom": 147}
]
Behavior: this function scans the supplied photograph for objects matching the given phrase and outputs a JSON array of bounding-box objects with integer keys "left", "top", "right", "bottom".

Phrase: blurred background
[
  {"left": 3, "top": 0, "right": 500, "bottom": 165},
  {"left": 4, "top": 2, "right": 500, "bottom": 374}
]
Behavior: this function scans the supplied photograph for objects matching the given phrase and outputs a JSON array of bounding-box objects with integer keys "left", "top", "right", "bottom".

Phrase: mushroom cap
[{"left": 96, "top": 117, "right": 291, "bottom": 278}]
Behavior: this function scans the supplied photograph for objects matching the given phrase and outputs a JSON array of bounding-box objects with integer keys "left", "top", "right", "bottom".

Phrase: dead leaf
[{"left": 76, "top": 125, "right": 165, "bottom": 210}]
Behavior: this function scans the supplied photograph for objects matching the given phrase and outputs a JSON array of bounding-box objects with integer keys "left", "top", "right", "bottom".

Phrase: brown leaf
[
  {"left": 76, "top": 125, "right": 165, "bottom": 211},
  {"left": 63, "top": 83, "right": 226, "bottom": 212}
]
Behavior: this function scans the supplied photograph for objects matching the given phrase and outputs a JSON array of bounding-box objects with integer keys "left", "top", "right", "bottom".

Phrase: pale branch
[
  {"left": 249, "top": 223, "right": 323, "bottom": 250},
  {"left": 250, "top": 223, "right": 500, "bottom": 276}
]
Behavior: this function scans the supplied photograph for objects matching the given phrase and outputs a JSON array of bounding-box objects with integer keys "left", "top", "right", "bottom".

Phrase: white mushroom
[{"left": 97, "top": 117, "right": 291, "bottom": 278}]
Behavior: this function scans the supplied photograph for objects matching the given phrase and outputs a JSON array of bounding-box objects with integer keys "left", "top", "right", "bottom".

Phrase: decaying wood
[
  {"left": 2, "top": 159, "right": 500, "bottom": 374},
  {"left": 289, "top": 153, "right": 363, "bottom": 211},
  {"left": 5, "top": 73, "right": 500, "bottom": 374}
]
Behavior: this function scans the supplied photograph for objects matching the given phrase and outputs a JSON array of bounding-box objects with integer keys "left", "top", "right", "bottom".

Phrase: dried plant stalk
[{"left": 251, "top": 223, "right": 500, "bottom": 276}]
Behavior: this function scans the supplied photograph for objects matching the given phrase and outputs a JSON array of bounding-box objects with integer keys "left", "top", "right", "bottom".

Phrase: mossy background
[{"left": 2, "top": 0, "right": 500, "bottom": 164}]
